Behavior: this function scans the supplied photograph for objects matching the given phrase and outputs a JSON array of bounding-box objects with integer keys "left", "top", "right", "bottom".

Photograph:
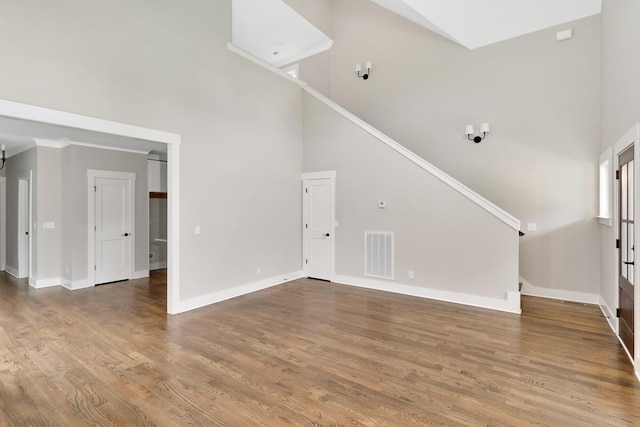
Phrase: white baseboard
[
  {"left": 5, "top": 265, "right": 19, "bottom": 278},
  {"left": 150, "top": 261, "right": 167, "bottom": 271},
  {"left": 133, "top": 270, "right": 149, "bottom": 280},
  {"left": 177, "top": 270, "right": 304, "bottom": 314},
  {"left": 599, "top": 296, "right": 617, "bottom": 334},
  {"left": 30, "top": 277, "right": 62, "bottom": 289},
  {"left": 519, "top": 277, "right": 599, "bottom": 304},
  {"left": 333, "top": 275, "right": 521, "bottom": 314},
  {"left": 68, "top": 278, "right": 94, "bottom": 290}
]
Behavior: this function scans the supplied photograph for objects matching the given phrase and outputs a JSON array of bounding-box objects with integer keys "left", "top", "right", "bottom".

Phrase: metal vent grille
[{"left": 365, "top": 231, "right": 394, "bottom": 280}]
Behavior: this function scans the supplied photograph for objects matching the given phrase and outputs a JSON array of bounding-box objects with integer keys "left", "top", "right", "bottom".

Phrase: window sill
[{"left": 598, "top": 216, "right": 613, "bottom": 227}]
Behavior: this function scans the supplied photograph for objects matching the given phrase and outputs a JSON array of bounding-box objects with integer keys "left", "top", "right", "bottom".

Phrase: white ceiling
[
  {"left": 0, "top": 116, "right": 166, "bottom": 159},
  {"left": 370, "top": 0, "right": 602, "bottom": 49},
  {"left": 232, "top": 0, "right": 333, "bottom": 67},
  {"left": 232, "top": 0, "right": 602, "bottom": 65}
]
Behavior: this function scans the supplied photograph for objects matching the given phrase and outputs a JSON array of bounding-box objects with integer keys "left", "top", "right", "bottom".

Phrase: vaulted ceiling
[
  {"left": 232, "top": 0, "right": 603, "bottom": 69},
  {"left": 370, "top": 0, "right": 602, "bottom": 49}
]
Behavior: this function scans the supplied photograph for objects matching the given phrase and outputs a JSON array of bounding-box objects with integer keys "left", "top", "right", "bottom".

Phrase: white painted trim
[
  {"left": 598, "top": 147, "right": 613, "bottom": 225},
  {"left": 519, "top": 276, "right": 600, "bottom": 304},
  {"left": 87, "top": 170, "right": 136, "bottom": 286},
  {"left": 5, "top": 265, "right": 18, "bottom": 278},
  {"left": 177, "top": 271, "right": 304, "bottom": 314},
  {"left": 611, "top": 123, "right": 640, "bottom": 371},
  {"left": 167, "top": 143, "right": 180, "bottom": 315},
  {"left": 68, "top": 278, "right": 93, "bottom": 290},
  {"left": 0, "top": 97, "right": 181, "bottom": 315},
  {"left": 0, "top": 99, "right": 180, "bottom": 144},
  {"left": 30, "top": 277, "right": 62, "bottom": 289},
  {"left": 34, "top": 138, "right": 149, "bottom": 155},
  {"left": 228, "top": 42, "right": 521, "bottom": 232},
  {"left": 0, "top": 177, "right": 5, "bottom": 271},
  {"left": 599, "top": 295, "right": 618, "bottom": 335},
  {"left": 334, "top": 274, "right": 521, "bottom": 314},
  {"left": 273, "top": 40, "right": 334, "bottom": 68},
  {"left": 302, "top": 171, "right": 336, "bottom": 282},
  {"left": 133, "top": 270, "right": 149, "bottom": 280},
  {"left": 18, "top": 170, "right": 33, "bottom": 281}
]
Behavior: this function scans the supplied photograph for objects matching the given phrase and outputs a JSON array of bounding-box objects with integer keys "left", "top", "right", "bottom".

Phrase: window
[{"left": 599, "top": 148, "right": 613, "bottom": 226}]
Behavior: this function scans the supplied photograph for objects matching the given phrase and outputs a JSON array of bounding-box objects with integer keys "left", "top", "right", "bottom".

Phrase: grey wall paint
[
  {"left": 599, "top": 0, "right": 640, "bottom": 310},
  {"left": 303, "top": 94, "right": 519, "bottom": 299},
  {"left": 325, "top": 0, "right": 602, "bottom": 295},
  {"left": 36, "top": 146, "right": 61, "bottom": 281},
  {"left": 69, "top": 146, "right": 148, "bottom": 281},
  {"left": 6, "top": 147, "right": 37, "bottom": 274},
  {"left": 0, "top": 0, "right": 303, "bottom": 301},
  {"left": 600, "top": 0, "right": 640, "bottom": 147}
]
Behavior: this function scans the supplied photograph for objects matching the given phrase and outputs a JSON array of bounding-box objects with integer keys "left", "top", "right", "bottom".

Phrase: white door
[
  {"left": 95, "top": 177, "right": 131, "bottom": 284},
  {"left": 18, "top": 177, "right": 30, "bottom": 279},
  {"left": 303, "top": 174, "right": 335, "bottom": 280}
]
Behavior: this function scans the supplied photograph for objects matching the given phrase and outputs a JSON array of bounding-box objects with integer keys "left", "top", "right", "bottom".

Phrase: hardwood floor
[{"left": 1, "top": 271, "right": 639, "bottom": 426}]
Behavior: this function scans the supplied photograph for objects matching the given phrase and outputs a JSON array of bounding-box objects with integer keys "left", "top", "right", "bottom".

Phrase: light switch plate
[{"left": 526, "top": 223, "right": 537, "bottom": 232}]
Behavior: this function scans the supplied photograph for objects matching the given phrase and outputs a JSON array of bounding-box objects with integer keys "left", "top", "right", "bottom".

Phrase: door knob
[
  {"left": 325, "top": 233, "right": 330, "bottom": 237},
  {"left": 623, "top": 261, "right": 634, "bottom": 265},
  {"left": 123, "top": 233, "right": 130, "bottom": 237}
]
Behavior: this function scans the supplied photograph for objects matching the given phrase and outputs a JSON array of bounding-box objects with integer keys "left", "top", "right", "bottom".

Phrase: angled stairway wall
[{"left": 229, "top": 43, "right": 521, "bottom": 313}]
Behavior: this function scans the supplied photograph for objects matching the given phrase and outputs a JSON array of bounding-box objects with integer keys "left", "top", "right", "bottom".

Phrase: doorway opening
[{"left": 0, "top": 98, "right": 181, "bottom": 314}]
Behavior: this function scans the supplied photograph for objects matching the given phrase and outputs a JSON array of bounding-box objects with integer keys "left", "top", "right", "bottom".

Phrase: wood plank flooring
[{"left": 1, "top": 271, "right": 640, "bottom": 426}]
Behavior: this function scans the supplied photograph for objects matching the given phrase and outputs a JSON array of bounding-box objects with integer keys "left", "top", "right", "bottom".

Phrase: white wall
[
  {"left": 303, "top": 93, "right": 519, "bottom": 310},
  {"left": 599, "top": 1, "right": 640, "bottom": 315},
  {"left": 0, "top": 0, "right": 303, "bottom": 305},
  {"left": 323, "top": 0, "right": 602, "bottom": 298}
]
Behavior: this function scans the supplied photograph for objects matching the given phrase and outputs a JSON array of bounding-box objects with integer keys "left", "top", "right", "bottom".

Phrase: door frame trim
[
  {"left": 0, "top": 98, "right": 181, "bottom": 315},
  {"left": 0, "top": 176, "right": 6, "bottom": 272},
  {"left": 87, "top": 170, "right": 136, "bottom": 286},
  {"left": 612, "top": 123, "right": 640, "bottom": 371},
  {"left": 301, "top": 171, "right": 336, "bottom": 281},
  {"left": 18, "top": 170, "right": 32, "bottom": 281}
]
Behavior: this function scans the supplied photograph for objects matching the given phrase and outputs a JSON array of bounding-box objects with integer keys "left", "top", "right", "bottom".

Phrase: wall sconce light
[
  {"left": 0, "top": 144, "right": 5, "bottom": 170},
  {"left": 464, "top": 123, "right": 490, "bottom": 143},
  {"left": 355, "top": 61, "right": 372, "bottom": 80}
]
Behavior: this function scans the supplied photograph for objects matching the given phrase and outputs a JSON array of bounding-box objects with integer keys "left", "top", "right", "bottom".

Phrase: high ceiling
[
  {"left": 370, "top": 0, "right": 602, "bottom": 49},
  {"left": 232, "top": 0, "right": 603, "bottom": 68},
  {"left": 0, "top": 1, "right": 603, "bottom": 157}
]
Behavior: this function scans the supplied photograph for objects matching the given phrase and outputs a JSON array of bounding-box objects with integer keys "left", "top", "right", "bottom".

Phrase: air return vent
[{"left": 365, "top": 231, "right": 394, "bottom": 280}]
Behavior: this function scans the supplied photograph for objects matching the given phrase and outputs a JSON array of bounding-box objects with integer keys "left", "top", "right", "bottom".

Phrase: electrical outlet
[
  {"left": 149, "top": 252, "right": 155, "bottom": 260},
  {"left": 408, "top": 271, "right": 414, "bottom": 279},
  {"left": 257, "top": 267, "right": 261, "bottom": 275}
]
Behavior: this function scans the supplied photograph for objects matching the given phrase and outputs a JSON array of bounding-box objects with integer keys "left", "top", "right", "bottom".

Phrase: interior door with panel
[
  {"left": 619, "top": 145, "right": 635, "bottom": 357},
  {"left": 94, "top": 177, "right": 132, "bottom": 284},
  {"left": 303, "top": 176, "right": 334, "bottom": 281}
]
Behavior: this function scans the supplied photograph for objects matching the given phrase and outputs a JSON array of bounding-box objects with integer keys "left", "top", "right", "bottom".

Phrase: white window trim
[{"left": 598, "top": 147, "right": 613, "bottom": 226}]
